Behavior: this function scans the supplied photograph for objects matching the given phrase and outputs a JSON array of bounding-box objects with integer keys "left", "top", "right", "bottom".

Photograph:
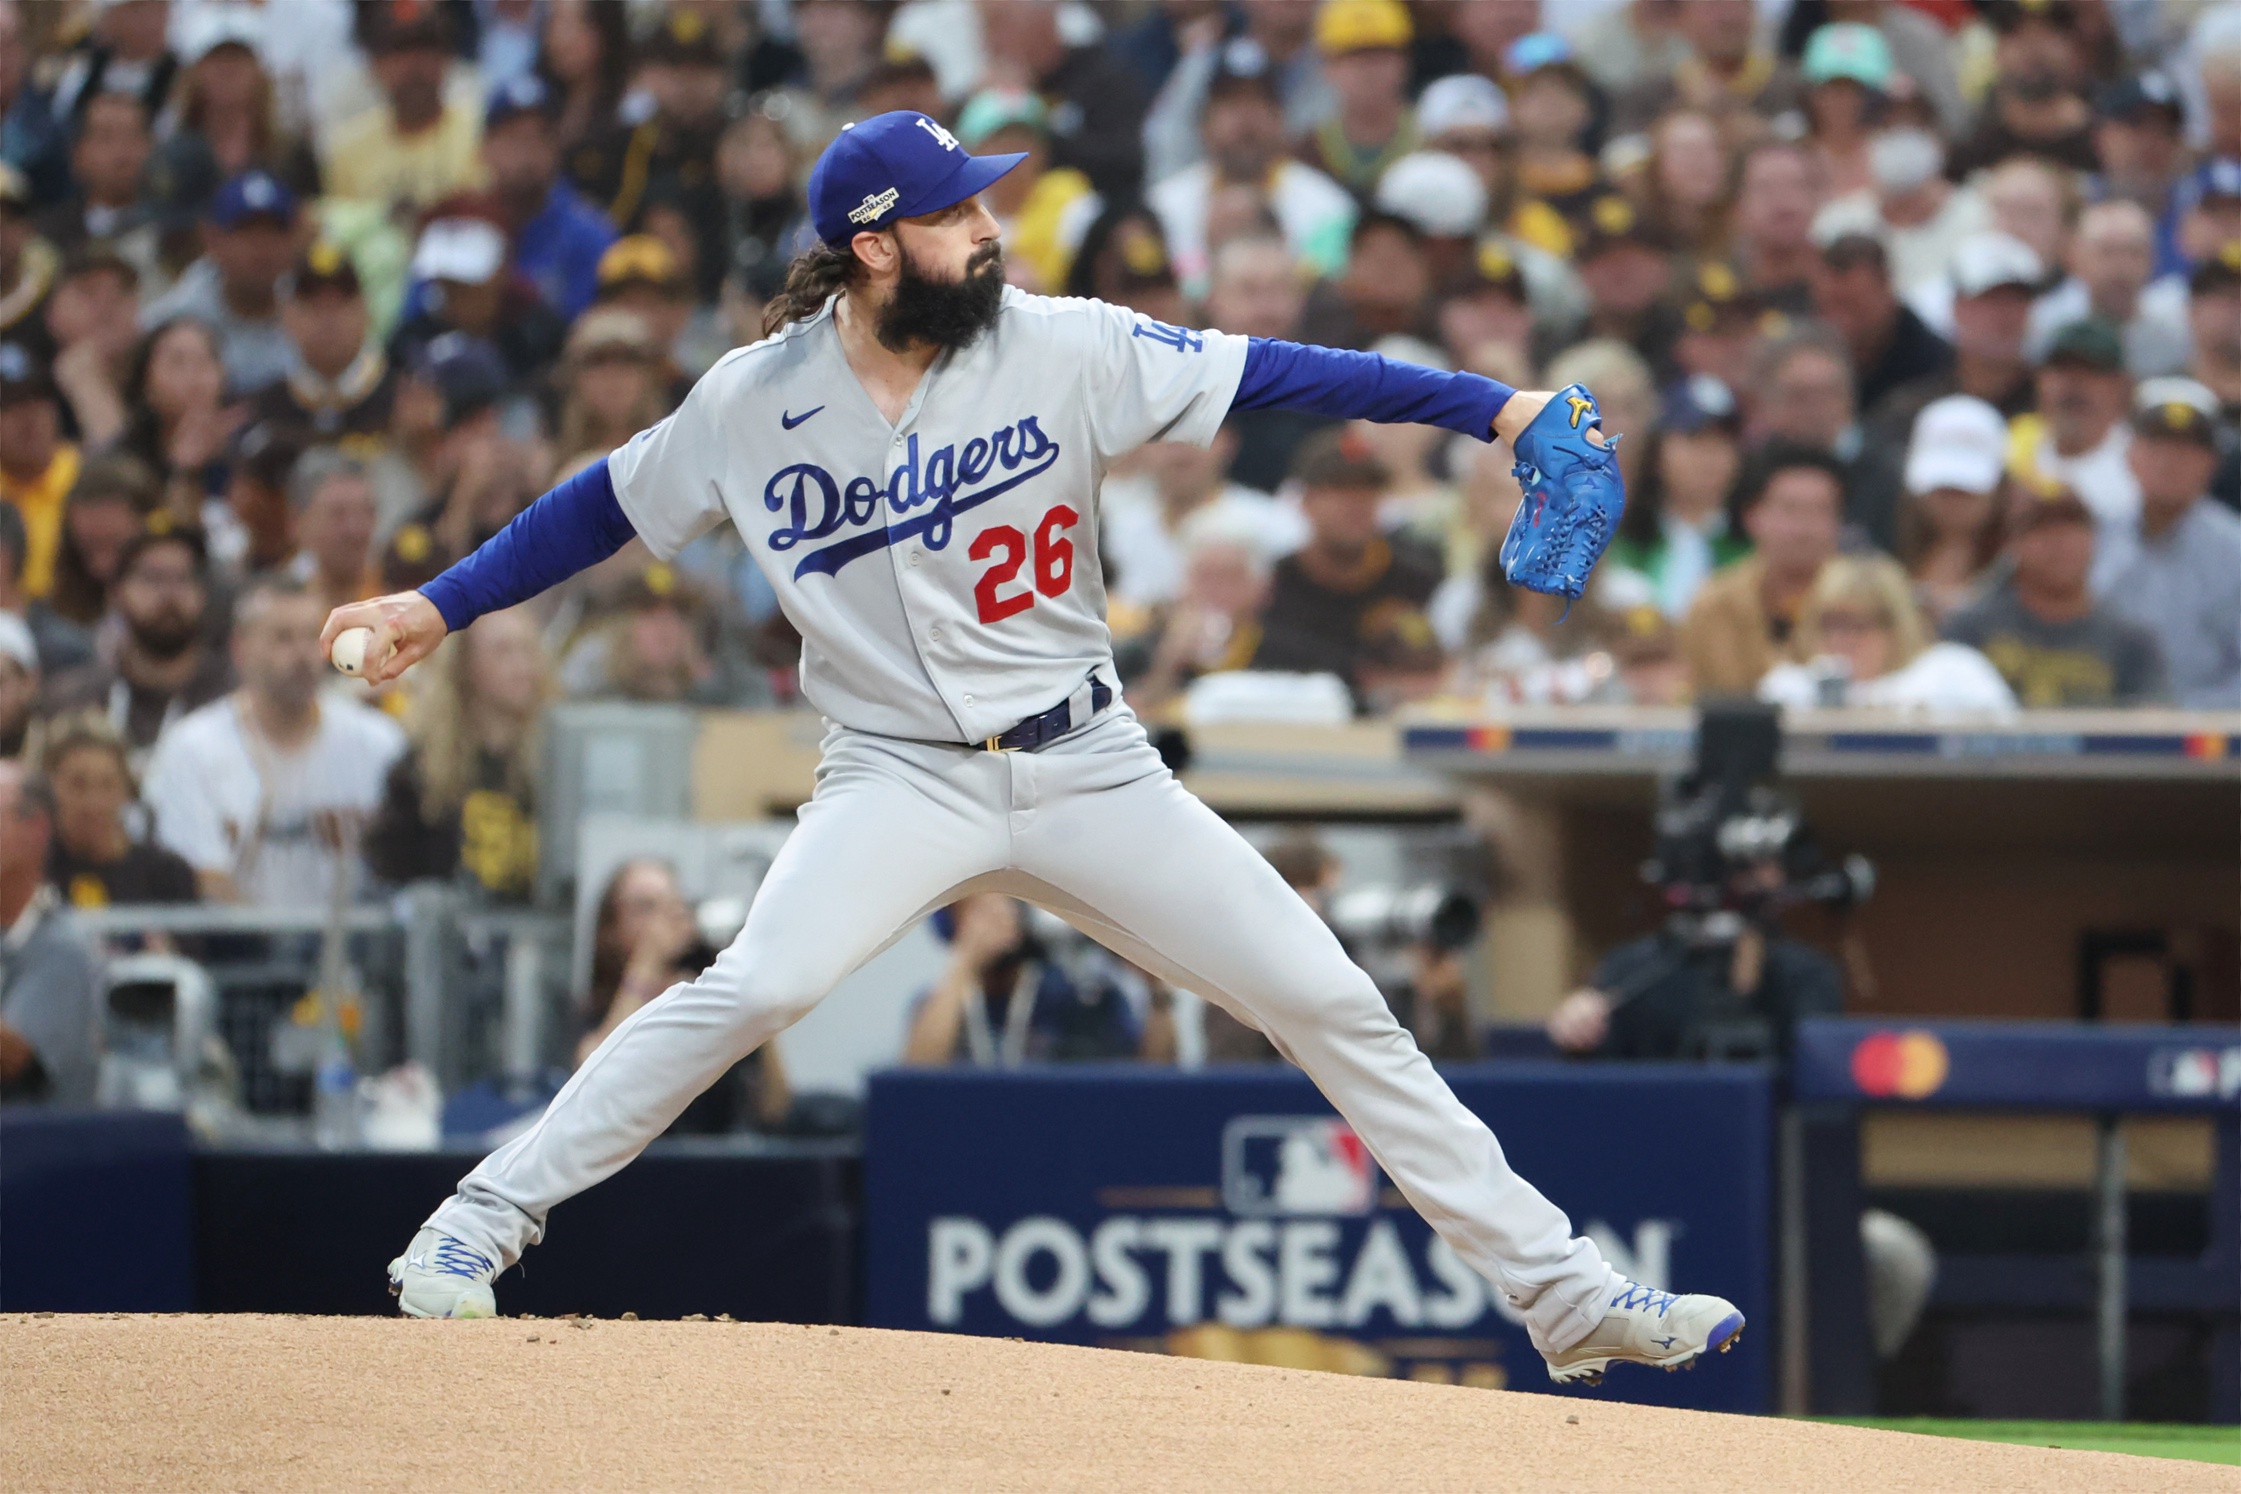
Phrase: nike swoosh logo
[{"left": 781, "top": 406, "right": 824, "bottom": 429}]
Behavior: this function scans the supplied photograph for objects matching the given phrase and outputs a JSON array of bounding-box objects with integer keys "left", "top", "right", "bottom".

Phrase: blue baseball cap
[
  {"left": 208, "top": 169, "right": 296, "bottom": 228},
  {"left": 807, "top": 110, "right": 1025, "bottom": 249}
]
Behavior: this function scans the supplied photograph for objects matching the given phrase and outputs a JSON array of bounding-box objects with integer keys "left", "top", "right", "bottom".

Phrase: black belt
[{"left": 984, "top": 677, "right": 1112, "bottom": 751}]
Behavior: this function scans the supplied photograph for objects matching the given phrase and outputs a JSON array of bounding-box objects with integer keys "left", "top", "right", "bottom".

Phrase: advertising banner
[{"left": 866, "top": 1063, "right": 1772, "bottom": 1411}]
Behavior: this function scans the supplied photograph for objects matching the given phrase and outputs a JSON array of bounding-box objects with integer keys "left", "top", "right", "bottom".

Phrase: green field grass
[{"left": 1823, "top": 1419, "right": 2241, "bottom": 1465}]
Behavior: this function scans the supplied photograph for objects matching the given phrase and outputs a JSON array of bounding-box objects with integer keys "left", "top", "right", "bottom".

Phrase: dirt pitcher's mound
[{"left": 0, "top": 1315, "right": 2222, "bottom": 1493}]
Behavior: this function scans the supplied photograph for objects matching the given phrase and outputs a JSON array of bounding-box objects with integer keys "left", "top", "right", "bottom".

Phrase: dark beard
[
  {"left": 875, "top": 241, "right": 1005, "bottom": 353},
  {"left": 130, "top": 611, "right": 202, "bottom": 661}
]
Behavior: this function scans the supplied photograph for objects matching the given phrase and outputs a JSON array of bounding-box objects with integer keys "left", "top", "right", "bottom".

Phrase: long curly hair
[
  {"left": 761, "top": 243, "right": 862, "bottom": 336},
  {"left": 408, "top": 615, "right": 556, "bottom": 826}
]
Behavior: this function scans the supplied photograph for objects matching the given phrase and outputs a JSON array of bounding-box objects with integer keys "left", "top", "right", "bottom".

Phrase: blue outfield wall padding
[
  {"left": 863, "top": 1062, "right": 1775, "bottom": 1412},
  {"left": 1, "top": 1109, "right": 194, "bottom": 1311}
]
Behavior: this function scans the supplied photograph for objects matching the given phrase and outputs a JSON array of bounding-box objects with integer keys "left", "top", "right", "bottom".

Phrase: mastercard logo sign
[{"left": 1850, "top": 1030, "right": 1950, "bottom": 1099}]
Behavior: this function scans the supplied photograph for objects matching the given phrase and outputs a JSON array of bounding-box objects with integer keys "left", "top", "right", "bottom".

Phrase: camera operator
[
  {"left": 903, "top": 895, "right": 1148, "bottom": 1066},
  {"left": 1544, "top": 871, "right": 1844, "bottom": 1065}
]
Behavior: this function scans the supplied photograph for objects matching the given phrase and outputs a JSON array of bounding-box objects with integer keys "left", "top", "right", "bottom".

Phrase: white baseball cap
[
  {"left": 1373, "top": 151, "right": 1487, "bottom": 238},
  {"left": 411, "top": 218, "right": 507, "bottom": 286},
  {"left": 1948, "top": 231, "right": 2043, "bottom": 298},
  {"left": 1904, "top": 394, "right": 2008, "bottom": 495},
  {"left": 1417, "top": 74, "right": 1509, "bottom": 139}
]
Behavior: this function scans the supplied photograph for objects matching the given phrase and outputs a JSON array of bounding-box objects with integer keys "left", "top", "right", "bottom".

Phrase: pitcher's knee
[{"left": 1235, "top": 962, "right": 1397, "bottom": 1038}]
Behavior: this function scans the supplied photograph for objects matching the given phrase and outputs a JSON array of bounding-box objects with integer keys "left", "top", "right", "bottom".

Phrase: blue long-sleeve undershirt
[
  {"left": 419, "top": 457, "right": 637, "bottom": 633},
  {"left": 1232, "top": 337, "right": 1515, "bottom": 440}
]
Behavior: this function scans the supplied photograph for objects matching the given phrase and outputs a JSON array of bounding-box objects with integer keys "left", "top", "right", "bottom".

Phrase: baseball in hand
[{"left": 330, "top": 627, "right": 376, "bottom": 676}]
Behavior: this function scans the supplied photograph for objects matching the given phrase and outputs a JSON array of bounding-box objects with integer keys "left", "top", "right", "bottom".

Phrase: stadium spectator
[
  {"left": 1411, "top": 71, "right": 1508, "bottom": 213},
  {"left": 953, "top": 89, "right": 1098, "bottom": 297},
  {"left": 31, "top": 89, "right": 160, "bottom": 288},
  {"left": 1200, "top": 234, "right": 1331, "bottom": 490},
  {"left": 287, "top": 450, "right": 381, "bottom": 616},
  {"left": 1301, "top": 210, "right": 1431, "bottom": 348},
  {"left": 904, "top": 894, "right": 1145, "bottom": 1066},
  {"left": 0, "top": 759, "right": 99, "bottom": 1105},
  {"left": 1896, "top": 395, "right": 2009, "bottom": 625},
  {"left": 2019, "top": 319, "right": 2140, "bottom": 591},
  {"left": 1149, "top": 56, "right": 1353, "bottom": 299},
  {"left": 1758, "top": 556, "right": 2016, "bottom": 714},
  {"left": 1613, "top": 0, "right": 1803, "bottom": 140},
  {"left": 1753, "top": 328, "right": 1904, "bottom": 550},
  {"left": 1637, "top": 108, "right": 1735, "bottom": 261},
  {"left": 1729, "top": 142, "right": 1824, "bottom": 316},
  {"left": 319, "top": 5, "right": 484, "bottom": 213},
  {"left": 116, "top": 316, "right": 240, "bottom": 528},
  {"left": 1502, "top": 37, "right": 1600, "bottom": 248},
  {"left": 1124, "top": 507, "right": 1276, "bottom": 716},
  {"left": 1874, "top": 231, "right": 2043, "bottom": 435},
  {"left": 1064, "top": 202, "right": 1189, "bottom": 326},
  {"left": 0, "top": 340, "right": 77, "bottom": 601},
  {"left": 1948, "top": 0, "right": 2097, "bottom": 179},
  {"left": 140, "top": 169, "right": 299, "bottom": 395},
  {"left": 557, "top": 563, "right": 742, "bottom": 706},
  {"left": 543, "top": 0, "right": 631, "bottom": 166},
  {"left": 574, "top": 856, "right": 789, "bottom": 1132},
  {"left": 715, "top": 96, "right": 810, "bottom": 308},
  {"left": 2107, "top": 386, "right": 2241, "bottom": 707},
  {"left": 1249, "top": 430, "right": 1442, "bottom": 711},
  {"left": 2172, "top": 158, "right": 2241, "bottom": 270},
  {"left": 142, "top": 577, "right": 406, "bottom": 907},
  {"left": 1608, "top": 376, "right": 1750, "bottom": 622},
  {"left": 1943, "top": 481, "right": 2169, "bottom": 709},
  {"left": 39, "top": 720, "right": 196, "bottom": 908},
  {"left": 1301, "top": 0, "right": 1415, "bottom": 198},
  {"left": 554, "top": 309, "right": 667, "bottom": 468},
  {"left": 1668, "top": 260, "right": 1770, "bottom": 398},
  {"left": 367, "top": 608, "right": 550, "bottom": 901},
  {"left": 1810, "top": 235, "right": 1954, "bottom": 420},
  {"left": 1432, "top": 238, "right": 1534, "bottom": 379},
  {"left": 252, "top": 243, "right": 395, "bottom": 448},
  {"left": 0, "top": 609, "right": 32, "bottom": 756},
  {"left": 38, "top": 517, "right": 230, "bottom": 769},
  {"left": 1797, "top": 23, "right": 1890, "bottom": 202},
  {"left": 42, "top": 453, "right": 153, "bottom": 631},
  {"left": 391, "top": 216, "right": 566, "bottom": 390},
  {"left": 1682, "top": 445, "right": 1847, "bottom": 697},
  {"left": 43, "top": 246, "right": 140, "bottom": 451},
  {"left": 588, "top": 234, "right": 697, "bottom": 391},
  {"left": 2090, "top": 73, "right": 2189, "bottom": 256},
  {"left": 579, "top": 10, "right": 728, "bottom": 258},
  {"left": 151, "top": 13, "right": 304, "bottom": 231},
  {"left": 1570, "top": 194, "right": 1678, "bottom": 368},
  {"left": 2028, "top": 200, "right": 2190, "bottom": 377},
  {"left": 216, "top": 418, "right": 303, "bottom": 576}
]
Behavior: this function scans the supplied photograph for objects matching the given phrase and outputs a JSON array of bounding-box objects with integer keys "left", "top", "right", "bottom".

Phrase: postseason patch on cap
[{"left": 849, "top": 186, "right": 901, "bottom": 226}]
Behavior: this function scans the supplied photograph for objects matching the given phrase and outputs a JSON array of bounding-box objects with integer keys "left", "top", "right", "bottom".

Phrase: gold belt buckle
[{"left": 985, "top": 735, "right": 1013, "bottom": 752}]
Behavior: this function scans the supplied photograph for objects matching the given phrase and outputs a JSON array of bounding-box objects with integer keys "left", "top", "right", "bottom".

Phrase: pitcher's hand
[{"left": 321, "top": 591, "right": 448, "bottom": 686}]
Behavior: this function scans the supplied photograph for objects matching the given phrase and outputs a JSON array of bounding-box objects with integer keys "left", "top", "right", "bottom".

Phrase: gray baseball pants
[{"left": 427, "top": 708, "right": 1617, "bottom": 1352}]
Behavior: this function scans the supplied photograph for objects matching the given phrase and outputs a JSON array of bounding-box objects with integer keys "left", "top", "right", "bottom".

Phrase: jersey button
[
  {"left": 963, "top": 693, "right": 975, "bottom": 706},
  {"left": 908, "top": 549, "right": 922, "bottom": 567},
  {"left": 929, "top": 626, "right": 944, "bottom": 643}
]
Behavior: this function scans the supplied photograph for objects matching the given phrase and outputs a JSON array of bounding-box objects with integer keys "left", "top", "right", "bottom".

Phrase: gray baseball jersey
[{"left": 607, "top": 289, "right": 1249, "bottom": 742}]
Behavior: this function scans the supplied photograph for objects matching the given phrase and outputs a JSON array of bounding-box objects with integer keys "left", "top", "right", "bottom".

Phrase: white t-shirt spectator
[
  {"left": 143, "top": 693, "right": 407, "bottom": 910},
  {"left": 1759, "top": 643, "right": 2019, "bottom": 715},
  {"left": 1100, "top": 476, "right": 1306, "bottom": 609},
  {"left": 1813, "top": 186, "right": 1991, "bottom": 297}
]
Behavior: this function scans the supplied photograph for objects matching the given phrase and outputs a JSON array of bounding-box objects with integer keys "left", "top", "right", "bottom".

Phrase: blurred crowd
[{"left": 5, "top": 0, "right": 2241, "bottom": 1102}]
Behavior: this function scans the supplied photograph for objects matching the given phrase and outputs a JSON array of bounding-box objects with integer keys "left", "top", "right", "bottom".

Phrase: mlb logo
[{"left": 1221, "top": 1116, "right": 1379, "bottom": 1217}]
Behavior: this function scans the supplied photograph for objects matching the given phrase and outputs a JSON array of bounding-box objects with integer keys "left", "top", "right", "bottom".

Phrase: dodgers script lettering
[{"left": 762, "top": 416, "right": 1064, "bottom": 579}]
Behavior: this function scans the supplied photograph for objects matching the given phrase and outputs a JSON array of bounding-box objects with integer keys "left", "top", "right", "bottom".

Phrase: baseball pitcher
[{"left": 328, "top": 112, "right": 1738, "bottom": 1386}]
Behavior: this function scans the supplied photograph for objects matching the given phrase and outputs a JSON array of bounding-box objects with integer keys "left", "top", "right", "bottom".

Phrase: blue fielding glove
[{"left": 1498, "top": 382, "right": 1626, "bottom": 602}]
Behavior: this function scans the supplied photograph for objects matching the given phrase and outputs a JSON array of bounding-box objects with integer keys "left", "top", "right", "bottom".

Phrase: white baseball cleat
[
  {"left": 1542, "top": 1279, "right": 1745, "bottom": 1386},
  {"left": 388, "top": 1227, "right": 500, "bottom": 1318}
]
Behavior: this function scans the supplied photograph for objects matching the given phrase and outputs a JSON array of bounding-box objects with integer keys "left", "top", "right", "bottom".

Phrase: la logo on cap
[{"left": 916, "top": 116, "right": 960, "bottom": 151}]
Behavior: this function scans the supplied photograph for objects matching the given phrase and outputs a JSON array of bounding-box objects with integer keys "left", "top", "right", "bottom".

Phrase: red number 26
[{"left": 971, "top": 504, "right": 1078, "bottom": 624}]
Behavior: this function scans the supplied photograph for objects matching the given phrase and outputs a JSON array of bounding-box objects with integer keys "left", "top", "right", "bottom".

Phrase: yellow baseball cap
[{"left": 1315, "top": 0, "right": 1411, "bottom": 56}]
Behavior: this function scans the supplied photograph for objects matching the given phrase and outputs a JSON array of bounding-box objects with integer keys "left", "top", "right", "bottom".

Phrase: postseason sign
[{"left": 864, "top": 1064, "right": 1772, "bottom": 1411}]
